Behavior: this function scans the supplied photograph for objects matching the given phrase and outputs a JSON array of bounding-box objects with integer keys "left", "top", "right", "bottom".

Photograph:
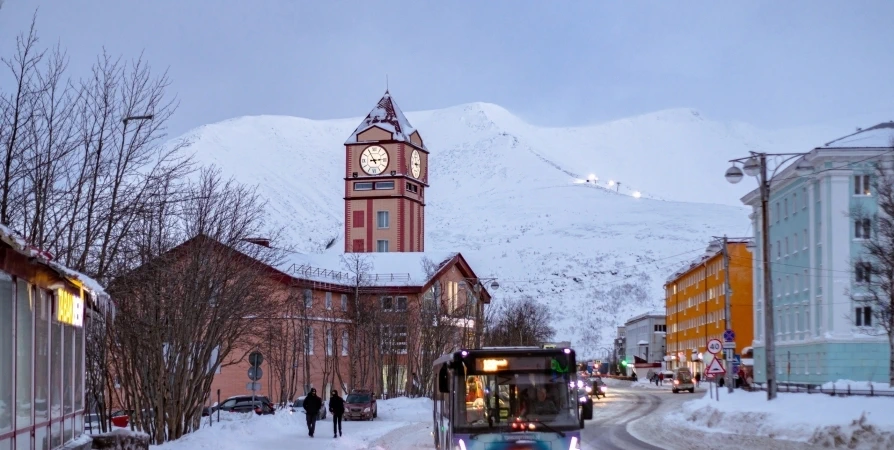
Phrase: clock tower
[{"left": 343, "top": 91, "right": 428, "bottom": 253}]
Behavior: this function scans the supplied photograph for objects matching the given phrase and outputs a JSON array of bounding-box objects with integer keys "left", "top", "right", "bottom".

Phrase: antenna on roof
[{"left": 386, "top": 74, "right": 389, "bottom": 93}]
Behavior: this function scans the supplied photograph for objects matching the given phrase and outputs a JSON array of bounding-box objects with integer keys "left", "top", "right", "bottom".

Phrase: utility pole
[
  {"left": 722, "top": 236, "right": 734, "bottom": 393},
  {"left": 759, "top": 154, "right": 778, "bottom": 400}
]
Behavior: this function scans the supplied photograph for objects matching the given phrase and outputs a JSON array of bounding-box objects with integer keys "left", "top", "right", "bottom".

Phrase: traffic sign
[
  {"left": 707, "top": 339, "right": 723, "bottom": 354},
  {"left": 723, "top": 341, "right": 736, "bottom": 349},
  {"left": 723, "top": 329, "right": 736, "bottom": 342},
  {"left": 725, "top": 351, "right": 736, "bottom": 361},
  {"left": 249, "top": 351, "right": 264, "bottom": 367},
  {"left": 705, "top": 358, "right": 726, "bottom": 375},
  {"left": 733, "top": 355, "right": 741, "bottom": 365},
  {"left": 246, "top": 382, "right": 262, "bottom": 391},
  {"left": 248, "top": 366, "right": 263, "bottom": 381}
]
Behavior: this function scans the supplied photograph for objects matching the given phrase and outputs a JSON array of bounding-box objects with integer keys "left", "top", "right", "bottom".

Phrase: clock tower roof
[{"left": 345, "top": 91, "right": 426, "bottom": 150}]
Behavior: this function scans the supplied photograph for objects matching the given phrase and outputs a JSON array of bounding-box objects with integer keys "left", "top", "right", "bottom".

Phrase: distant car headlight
[
  {"left": 585, "top": 386, "right": 592, "bottom": 393},
  {"left": 600, "top": 386, "right": 607, "bottom": 392},
  {"left": 363, "top": 407, "right": 371, "bottom": 413},
  {"left": 579, "top": 396, "right": 587, "bottom": 403},
  {"left": 576, "top": 380, "right": 583, "bottom": 388}
]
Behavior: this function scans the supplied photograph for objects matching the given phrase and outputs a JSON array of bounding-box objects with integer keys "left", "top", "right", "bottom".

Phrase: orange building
[{"left": 664, "top": 240, "right": 754, "bottom": 377}]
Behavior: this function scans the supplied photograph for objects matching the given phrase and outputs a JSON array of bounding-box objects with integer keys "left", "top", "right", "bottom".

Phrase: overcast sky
[{"left": 1, "top": 0, "right": 893, "bottom": 138}]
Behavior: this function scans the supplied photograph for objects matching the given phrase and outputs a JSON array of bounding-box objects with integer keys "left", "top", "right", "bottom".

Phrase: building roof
[
  {"left": 624, "top": 310, "right": 665, "bottom": 325},
  {"left": 278, "top": 251, "right": 458, "bottom": 287},
  {"left": 344, "top": 91, "right": 426, "bottom": 149},
  {"left": 822, "top": 122, "right": 894, "bottom": 149},
  {"left": 0, "top": 223, "right": 110, "bottom": 308}
]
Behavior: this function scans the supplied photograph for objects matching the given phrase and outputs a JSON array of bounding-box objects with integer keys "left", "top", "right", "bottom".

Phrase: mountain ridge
[{"left": 169, "top": 101, "right": 816, "bottom": 356}]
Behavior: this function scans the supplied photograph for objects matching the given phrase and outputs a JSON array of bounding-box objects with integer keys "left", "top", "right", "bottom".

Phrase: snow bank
[
  {"left": 151, "top": 397, "right": 433, "bottom": 450},
  {"left": 668, "top": 390, "right": 894, "bottom": 448},
  {"left": 820, "top": 379, "right": 894, "bottom": 393}
]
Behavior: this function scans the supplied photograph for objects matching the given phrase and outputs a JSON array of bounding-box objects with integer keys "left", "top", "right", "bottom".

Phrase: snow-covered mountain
[{"left": 170, "top": 101, "right": 822, "bottom": 357}]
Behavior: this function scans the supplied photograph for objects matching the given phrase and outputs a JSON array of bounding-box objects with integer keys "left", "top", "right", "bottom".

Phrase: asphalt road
[{"left": 579, "top": 386, "right": 670, "bottom": 450}]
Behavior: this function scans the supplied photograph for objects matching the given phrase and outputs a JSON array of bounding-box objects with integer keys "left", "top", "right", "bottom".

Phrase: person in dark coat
[
  {"left": 328, "top": 390, "right": 345, "bottom": 438},
  {"left": 303, "top": 388, "right": 323, "bottom": 437}
]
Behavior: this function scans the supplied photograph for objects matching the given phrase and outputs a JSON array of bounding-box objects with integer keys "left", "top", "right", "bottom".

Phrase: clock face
[
  {"left": 359, "top": 145, "right": 389, "bottom": 175},
  {"left": 410, "top": 150, "right": 421, "bottom": 178}
]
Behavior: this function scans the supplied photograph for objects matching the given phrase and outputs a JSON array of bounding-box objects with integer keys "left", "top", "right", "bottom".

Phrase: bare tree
[
  {"left": 483, "top": 296, "right": 556, "bottom": 347},
  {"left": 262, "top": 288, "right": 305, "bottom": 405},
  {"left": 341, "top": 252, "right": 376, "bottom": 391},
  {"left": 105, "top": 168, "right": 284, "bottom": 444},
  {"left": 849, "top": 155, "right": 894, "bottom": 386}
]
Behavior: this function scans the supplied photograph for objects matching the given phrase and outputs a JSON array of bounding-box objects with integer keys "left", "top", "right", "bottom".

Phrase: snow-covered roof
[
  {"left": 277, "top": 251, "right": 460, "bottom": 288},
  {"left": 822, "top": 122, "right": 894, "bottom": 149},
  {"left": 0, "top": 224, "right": 110, "bottom": 308},
  {"left": 344, "top": 91, "right": 426, "bottom": 149}
]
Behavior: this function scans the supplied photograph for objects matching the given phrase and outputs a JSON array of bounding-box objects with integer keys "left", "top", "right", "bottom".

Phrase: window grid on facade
[
  {"left": 376, "top": 239, "right": 389, "bottom": 252},
  {"left": 341, "top": 294, "right": 348, "bottom": 311},
  {"left": 855, "top": 218, "right": 871, "bottom": 239},
  {"left": 377, "top": 211, "right": 390, "bottom": 229},
  {"left": 855, "top": 306, "right": 872, "bottom": 327},
  {"left": 855, "top": 175, "right": 871, "bottom": 195},
  {"left": 325, "top": 291, "right": 332, "bottom": 310}
]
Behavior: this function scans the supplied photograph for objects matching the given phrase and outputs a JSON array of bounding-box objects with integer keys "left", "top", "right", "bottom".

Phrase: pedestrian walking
[
  {"left": 658, "top": 372, "right": 664, "bottom": 385},
  {"left": 695, "top": 372, "right": 701, "bottom": 387},
  {"left": 303, "top": 388, "right": 323, "bottom": 438},
  {"left": 328, "top": 390, "right": 345, "bottom": 438}
]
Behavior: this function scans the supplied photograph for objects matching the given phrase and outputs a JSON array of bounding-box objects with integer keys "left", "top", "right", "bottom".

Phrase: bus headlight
[{"left": 569, "top": 436, "right": 580, "bottom": 449}]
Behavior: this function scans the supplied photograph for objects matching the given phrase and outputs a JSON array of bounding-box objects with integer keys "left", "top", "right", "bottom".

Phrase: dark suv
[{"left": 344, "top": 390, "right": 377, "bottom": 421}]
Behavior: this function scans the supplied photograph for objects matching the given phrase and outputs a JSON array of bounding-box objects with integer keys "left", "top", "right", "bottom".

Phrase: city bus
[{"left": 432, "top": 347, "right": 583, "bottom": 450}]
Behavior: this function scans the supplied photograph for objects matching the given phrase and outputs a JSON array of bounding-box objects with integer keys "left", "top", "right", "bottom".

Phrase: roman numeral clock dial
[{"left": 359, "top": 145, "right": 389, "bottom": 175}]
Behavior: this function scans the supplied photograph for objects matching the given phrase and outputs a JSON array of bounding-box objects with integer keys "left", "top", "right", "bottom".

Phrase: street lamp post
[
  {"left": 465, "top": 277, "right": 499, "bottom": 348},
  {"left": 725, "top": 151, "right": 812, "bottom": 401}
]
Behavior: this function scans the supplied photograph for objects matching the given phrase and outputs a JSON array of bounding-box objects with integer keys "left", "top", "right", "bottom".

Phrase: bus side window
[{"left": 438, "top": 364, "right": 449, "bottom": 393}]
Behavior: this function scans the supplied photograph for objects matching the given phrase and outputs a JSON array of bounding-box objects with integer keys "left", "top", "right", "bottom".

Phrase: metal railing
[{"left": 748, "top": 382, "right": 894, "bottom": 397}]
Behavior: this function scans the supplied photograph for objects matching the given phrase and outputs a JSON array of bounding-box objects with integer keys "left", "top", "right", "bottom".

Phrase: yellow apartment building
[{"left": 664, "top": 240, "right": 754, "bottom": 376}]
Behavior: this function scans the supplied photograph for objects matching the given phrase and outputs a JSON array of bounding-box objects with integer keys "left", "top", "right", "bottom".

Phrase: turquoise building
[{"left": 741, "top": 122, "right": 894, "bottom": 386}]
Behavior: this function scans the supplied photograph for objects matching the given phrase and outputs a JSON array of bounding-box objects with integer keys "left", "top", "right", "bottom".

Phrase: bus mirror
[{"left": 438, "top": 364, "right": 449, "bottom": 393}]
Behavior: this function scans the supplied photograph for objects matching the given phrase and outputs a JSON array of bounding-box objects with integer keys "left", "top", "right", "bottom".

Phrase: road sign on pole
[
  {"left": 706, "top": 358, "right": 726, "bottom": 375},
  {"left": 723, "top": 329, "right": 736, "bottom": 342},
  {"left": 248, "top": 366, "right": 263, "bottom": 381},
  {"left": 707, "top": 339, "right": 723, "bottom": 354},
  {"left": 246, "top": 382, "right": 262, "bottom": 391}
]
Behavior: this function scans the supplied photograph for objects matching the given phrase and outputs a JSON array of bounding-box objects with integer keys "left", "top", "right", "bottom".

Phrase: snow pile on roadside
[
  {"left": 151, "top": 397, "right": 433, "bottom": 450},
  {"left": 630, "top": 380, "right": 672, "bottom": 390},
  {"left": 668, "top": 390, "right": 894, "bottom": 448}
]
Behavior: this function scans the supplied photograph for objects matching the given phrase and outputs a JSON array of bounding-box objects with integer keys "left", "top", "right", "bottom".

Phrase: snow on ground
[
  {"left": 151, "top": 397, "right": 433, "bottom": 450},
  {"left": 667, "top": 390, "right": 894, "bottom": 449}
]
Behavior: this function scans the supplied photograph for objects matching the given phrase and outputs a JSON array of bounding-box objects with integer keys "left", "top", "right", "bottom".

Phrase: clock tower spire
[{"left": 343, "top": 92, "right": 428, "bottom": 253}]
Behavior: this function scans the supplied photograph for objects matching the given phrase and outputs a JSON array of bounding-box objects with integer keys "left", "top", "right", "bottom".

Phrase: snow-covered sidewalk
[
  {"left": 667, "top": 389, "right": 894, "bottom": 448},
  {"left": 151, "top": 397, "right": 433, "bottom": 450}
]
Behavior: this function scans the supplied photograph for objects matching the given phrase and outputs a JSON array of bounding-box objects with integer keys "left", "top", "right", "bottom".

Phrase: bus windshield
[{"left": 455, "top": 371, "right": 579, "bottom": 430}]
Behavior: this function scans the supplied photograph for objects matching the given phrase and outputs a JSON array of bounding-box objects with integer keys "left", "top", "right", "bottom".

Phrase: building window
[
  {"left": 377, "top": 239, "right": 389, "bottom": 252},
  {"left": 792, "top": 193, "right": 797, "bottom": 214},
  {"left": 803, "top": 229, "right": 808, "bottom": 249},
  {"left": 654, "top": 324, "right": 666, "bottom": 332},
  {"left": 305, "top": 328, "right": 314, "bottom": 355},
  {"left": 352, "top": 211, "right": 364, "bottom": 227},
  {"left": 304, "top": 289, "right": 313, "bottom": 308},
  {"left": 375, "top": 181, "right": 395, "bottom": 190},
  {"left": 16, "top": 279, "right": 33, "bottom": 427},
  {"left": 775, "top": 202, "right": 780, "bottom": 222},
  {"left": 784, "top": 198, "right": 789, "bottom": 218},
  {"left": 325, "top": 291, "right": 332, "bottom": 310},
  {"left": 354, "top": 182, "right": 373, "bottom": 191},
  {"left": 855, "top": 175, "right": 871, "bottom": 196},
  {"left": 406, "top": 182, "right": 418, "bottom": 193},
  {"left": 377, "top": 211, "right": 390, "bottom": 229},
  {"left": 0, "top": 272, "right": 13, "bottom": 438},
  {"left": 326, "top": 329, "right": 333, "bottom": 356},
  {"left": 856, "top": 262, "right": 872, "bottom": 283},
  {"left": 855, "top": 305, "right": 872, "bottom": 327},
  {"left": 396, "top": 296, "right": 408, "bottom": 311},
  {"left": 382, "top": 296, "right": 394, "bottom": 310},
  {"left": 785, "top": 237, "right": 789, "bottom": 256},
  {"left": 855, "top": 218, "right": 871, "bottom": 239},
  {"left": 342, "top": 330, "right": 349, "bottom": 356},
  {"left": 341, "top": 294, "right": 348, "bottom": 311},
  {"left": 382, "top": 325, "right": 408, "bottom": 354}
]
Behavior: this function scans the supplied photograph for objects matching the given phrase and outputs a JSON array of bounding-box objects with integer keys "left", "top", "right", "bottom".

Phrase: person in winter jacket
[
  {"left": 328, "top": 390, "right": 345, "bottom": 438},
  {"left": 303, "top": 388, "right": 323, "bottom": 437}
]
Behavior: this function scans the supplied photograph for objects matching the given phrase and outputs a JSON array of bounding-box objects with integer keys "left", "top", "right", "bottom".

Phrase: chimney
[{"left": 242, "top": 238, "right": 271, "bottom": 248}]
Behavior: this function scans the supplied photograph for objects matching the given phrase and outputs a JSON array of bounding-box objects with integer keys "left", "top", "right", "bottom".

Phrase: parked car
[
  {"left": 344, "top": 390, "right": 377, "bottom": 421},
  {"left": 290, "top": 396, "right": 327, "bottom": 420},
  {"left": 216, "top": 395, "right": 275, "bottom": 415},
  {"left": 110, "top": 409, "right": 132, "bottom": 428}
]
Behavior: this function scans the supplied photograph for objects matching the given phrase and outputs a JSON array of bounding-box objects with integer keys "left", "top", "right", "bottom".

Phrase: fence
[{"left": 748, "top": 382, "right": 894, "bottom": 397}]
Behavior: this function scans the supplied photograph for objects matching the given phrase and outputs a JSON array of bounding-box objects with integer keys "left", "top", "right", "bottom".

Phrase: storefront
[{"left": 0, "top": 225, "right": 108, "bottom": 450}]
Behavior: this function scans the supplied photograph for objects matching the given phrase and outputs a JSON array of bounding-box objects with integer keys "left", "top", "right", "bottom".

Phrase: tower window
[
  {"left": 377, "top": 240, "right": 389, "bottom": 252},
  {"left": 377, "top": 211, "right": 390, "bottom": 229},
  {"left": 354, "top": 182, "right": 373, "bottom": 191},
  {"left": 374, "top": 181, "right": 394, "bottom": 190},
  {"left": 352, "top": 211, "right": 364, "bottom": 227},
  {"left": 406, "top": 182, "right": 418, "bottom": 193}
]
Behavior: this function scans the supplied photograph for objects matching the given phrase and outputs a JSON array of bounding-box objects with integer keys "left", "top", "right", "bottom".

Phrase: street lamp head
[
  {"left": 725, "top": 165, "right": 744, "bottom": 184},
  {"left": 743, "top": 157, "right": 760, "bottom": 177},
  {"left": 123, "top": 114, "right": 154, "bottom": 123},
  {"left": 489, "top": 280, "right": 500, "bottom": 290}
]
